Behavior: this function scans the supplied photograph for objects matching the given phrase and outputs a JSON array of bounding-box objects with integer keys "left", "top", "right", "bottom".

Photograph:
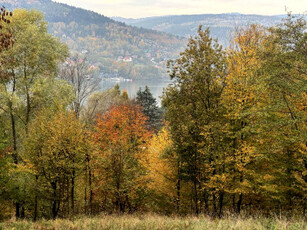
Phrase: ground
[{"left": 0, "top": 214, "right": 306, "bottom": 230}]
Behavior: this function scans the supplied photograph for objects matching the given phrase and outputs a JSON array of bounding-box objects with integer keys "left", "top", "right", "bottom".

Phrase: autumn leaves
[{"left": 0, "top": 8, "right": 306, "bottom": 220}]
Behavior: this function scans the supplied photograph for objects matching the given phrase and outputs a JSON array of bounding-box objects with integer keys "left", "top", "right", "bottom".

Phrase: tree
[
  {"left": 141, "top": 126, "right": 181, "bottom": 213},
  {"left": 136, "top": 86, "right": 162, "bottom": 132},
  {"left": 59, "top": 54, "right": 101, "bottom": 118},
  {"left": 162, "top": 26, "right": 227, "bottom": 216},
  {"left": 25, "top": 110, "right": 90, "bottom": 219},
  {"left": 0, "top": 9, "right": 69, "bottom": 218},
  {"left": 92, "top": 104, "right": 152, "bottom": 213},
  {"left": 221, "top": 24, "right": 266, "bottom": 214},
  {"left": 258, "top": 14, "right": 307, "bottom": 213}
]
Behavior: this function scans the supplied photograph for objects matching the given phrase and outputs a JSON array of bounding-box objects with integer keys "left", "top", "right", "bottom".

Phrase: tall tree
[
  {"left": 221, "top": 24, "right": 266, "bottom": 214},
  {"left": 0, "top": 9, "right": 69, "bottom": 218},
  {"left": 162, "top": 26, "right": 227, "bottom": 216},
  {"left": 92, "top": 104, "right": 152, "bottom": 213},
  {"left": 258, "top": 14, "right": 307, "bottom": 213}
]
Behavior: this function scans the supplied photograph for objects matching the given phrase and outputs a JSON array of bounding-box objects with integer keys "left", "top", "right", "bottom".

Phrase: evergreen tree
[{"left": 136, "top": 86, "right": 162, "bottom": 132}]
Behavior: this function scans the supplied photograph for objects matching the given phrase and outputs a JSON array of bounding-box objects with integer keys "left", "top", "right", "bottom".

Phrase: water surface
[{"left": 100, "top": 79, "right": 172, "bottom": 104}]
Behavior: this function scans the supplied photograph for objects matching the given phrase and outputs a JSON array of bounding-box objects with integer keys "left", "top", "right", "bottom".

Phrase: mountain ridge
[
  {"left": 112, "top": 13, "right": 286, "bottom": 46},
  {"left": 0, "top": 0, "right": 186, "bottom": 79}
]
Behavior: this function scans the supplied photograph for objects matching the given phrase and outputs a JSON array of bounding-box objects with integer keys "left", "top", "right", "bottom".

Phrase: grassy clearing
[{"left": 0, "top": 214, "right": 306, "bottom": 230}]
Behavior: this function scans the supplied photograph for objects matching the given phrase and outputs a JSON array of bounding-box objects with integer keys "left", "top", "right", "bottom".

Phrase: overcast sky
[{"left": 54, "top": 0, "right": 307, "bottom": 18}]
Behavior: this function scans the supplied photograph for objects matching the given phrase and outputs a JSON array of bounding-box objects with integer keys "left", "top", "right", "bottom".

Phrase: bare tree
[{"left": 59, "top": 54, "right": 101, "bottom": 118}]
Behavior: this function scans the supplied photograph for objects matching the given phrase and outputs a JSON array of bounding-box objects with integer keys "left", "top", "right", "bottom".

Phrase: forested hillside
[
  {"left": 113, "top": 13, "right": 284, "bottom": 46},
  {"left": 0, "top": 0, "right": 185, "bottom": 79},
  {"left": 0, "top": 7, "right": 306, "bottom": 221}
]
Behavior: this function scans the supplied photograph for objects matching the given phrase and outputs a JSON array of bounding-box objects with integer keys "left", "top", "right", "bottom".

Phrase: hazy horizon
[{"left": 53, "top": 0, "right": 306, "bottom": 18}]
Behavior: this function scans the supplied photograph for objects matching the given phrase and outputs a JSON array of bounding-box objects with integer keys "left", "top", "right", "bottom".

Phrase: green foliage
[
  {"left": 162, "top": 25, "right": 227, "bottom": 216},
  {"left": 136, "top": 86, "right": 162, "bottom": 132},
  {"left": 0, "top": 8, "right": 71, "bottom": 219},
  {"left": 25, "top": 110, "right": 90, "bottom": 219},
  {"left": 0, "top": 7, "right": 306, "bottom": 221},
  {"left": 162, "top": 14, "right": 307, "bottom": 216}
]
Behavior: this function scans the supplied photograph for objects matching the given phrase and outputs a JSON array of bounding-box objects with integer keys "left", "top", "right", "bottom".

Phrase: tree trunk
[
  {"left": 71, "top": 168, "right": 75, "bottom": 217},
  {"left": 193, "top": 176, "right": 199, "bottom": 215},
  {"left": 20, "top": 206, "right": 25, "bottom": 219},
  {"left": 10, "top": 108, "right": 20, "bottom": 219},
  {"left": 218, "top": 191, "right": 224, "bottom": 218},
  {"left": 34, "top": 175, "right": 38, "bottom": 221},
  {"left": 51, "top": 182, "right": 58, "bottom": 219},
  {"left": 212, "top": 193, "right": 217, "bottom": 218},
  {"left": 176, "top": 164, "right": 181, "bottom": 214},
  {"left": 193, "top": 150, "right": 199, "bottom": 216},
  {"left": 232, "top": 194, "right": 236, "bottom": 213},
  {"left": 15, "top": 202, "right": 20, "bottom": 219},
  {"left": 203, "top": 190, "right": 209, "bottom": 214},
  {"left": 237, "top": 193, "right": 243, "bottom": 214},
  {"left": 89, "top": 166, "right": 93, "bottom": 215}
]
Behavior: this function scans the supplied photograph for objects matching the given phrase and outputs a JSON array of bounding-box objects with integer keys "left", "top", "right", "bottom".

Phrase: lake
[{"left": 100, "top": 79, "right": 173, "bottom": 105}]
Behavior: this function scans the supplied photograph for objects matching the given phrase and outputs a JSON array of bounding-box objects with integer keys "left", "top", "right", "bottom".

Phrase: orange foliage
[
  {"left": 91, "top": 104, "right": 152, "bottom": 212},
  {"left": 92, "top": 104, "right": 152, "bottom": 153}
]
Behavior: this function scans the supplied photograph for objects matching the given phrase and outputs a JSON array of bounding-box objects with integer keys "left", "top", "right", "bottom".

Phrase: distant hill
[
  {"left": 113, "top": 14, "right": 285, "bottom": 46},
  {"left": 1, "top": 0, "right": 186, "bottom": 79}
]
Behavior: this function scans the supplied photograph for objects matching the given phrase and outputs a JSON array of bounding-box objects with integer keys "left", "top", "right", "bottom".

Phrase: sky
[{"left": 54, "top": 0, "right": 307, "bottom": 18}]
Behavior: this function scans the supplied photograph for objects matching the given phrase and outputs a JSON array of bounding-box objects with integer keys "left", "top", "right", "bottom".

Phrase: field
[{"left": 0, "top": 215, "right": 306, "bottom": 230}]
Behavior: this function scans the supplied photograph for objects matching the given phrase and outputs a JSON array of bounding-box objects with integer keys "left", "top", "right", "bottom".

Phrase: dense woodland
[{"left": 0, "top": 7, "right": 306, "bottom": 221}]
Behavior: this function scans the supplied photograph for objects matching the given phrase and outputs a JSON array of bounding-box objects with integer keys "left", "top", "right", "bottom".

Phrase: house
[{"left": 123, "top": 56, "right": 132, "bottom": 62}]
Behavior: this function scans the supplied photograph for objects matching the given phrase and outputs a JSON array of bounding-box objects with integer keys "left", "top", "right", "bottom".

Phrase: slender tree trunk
[
  {"left": 10, "top": 109, "right": 20, "bottom": 219},
  {"left": 67, "top": 176, "right": 70, "bottom": 217},
  {"left": 51, "top": 182, "right": 58, "bottom": 219},
  {"left": 203, "top": 190, "right": 209, "bottom": 214},
  {"left": 176, "top": 164, "right": 181, "bottom": 214},
  {"left": 232, "top": 194, "right": 236, "bottom": 213},
  {"left": 193, "top": 151, "right": 199, "bottom": 215},
  {"left": 193, "top": 176, "right": 199, "bottom": 215},
  {"left": 237, "top": 193, "right": 243, "bottom": 214},
  {"left": 218, "top": 191, "right": 224, "bottom": 218},
  {"left": 303, "top": 199, "right": 306, "bottom": 217},
  {"left": 89, "top": 165, "right": 93, "bottom": 215},
  {"left": 15, "top": 202, "right": 20, "bottom": 219},
  {"left": 34, "top": 175, "right": 38, "bottom": 221},
  {"left": 125, "top": 192, "right": 132, "bottom": 213},
  {"left": 84, "top": 169, "right": 87, "bottom": 215},
  {"left": 71, "top": 167, "right": 75, "bottom": 217},
  {"left": 25, "top": 89, "right": 30, "bottom": 134},
  {"left": 212, "top": 193, "right": 217, "bottom": 218},
  {"left": 20, "top": 206, "right": 25, "bottom": 218}
]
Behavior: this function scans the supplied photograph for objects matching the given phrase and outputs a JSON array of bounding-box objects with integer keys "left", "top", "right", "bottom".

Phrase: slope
[
  {"left": 1, "top": 0, "right": 186, "bottom": 79},
  {"left": 113, "top": 13, "right": 284, "bottom": 46}
]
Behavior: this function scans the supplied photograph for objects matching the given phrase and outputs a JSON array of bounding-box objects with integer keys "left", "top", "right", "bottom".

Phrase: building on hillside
[{"left": 123, "top": 56, "right": 132, "bottom": 62}]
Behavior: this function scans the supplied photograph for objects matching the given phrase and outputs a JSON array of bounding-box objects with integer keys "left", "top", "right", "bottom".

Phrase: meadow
[{"left": 0, "top": 214, "right": 306, "bottom": 230}]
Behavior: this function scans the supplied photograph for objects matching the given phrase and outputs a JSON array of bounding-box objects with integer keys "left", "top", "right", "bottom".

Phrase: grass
[{"left": 0, "top": 214, "right": 306, "bottom": 230}]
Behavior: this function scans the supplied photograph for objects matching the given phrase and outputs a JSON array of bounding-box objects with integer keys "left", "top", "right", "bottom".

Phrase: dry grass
[{"left": 0, "top": 214, "right": 306, "bottom": 230}]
